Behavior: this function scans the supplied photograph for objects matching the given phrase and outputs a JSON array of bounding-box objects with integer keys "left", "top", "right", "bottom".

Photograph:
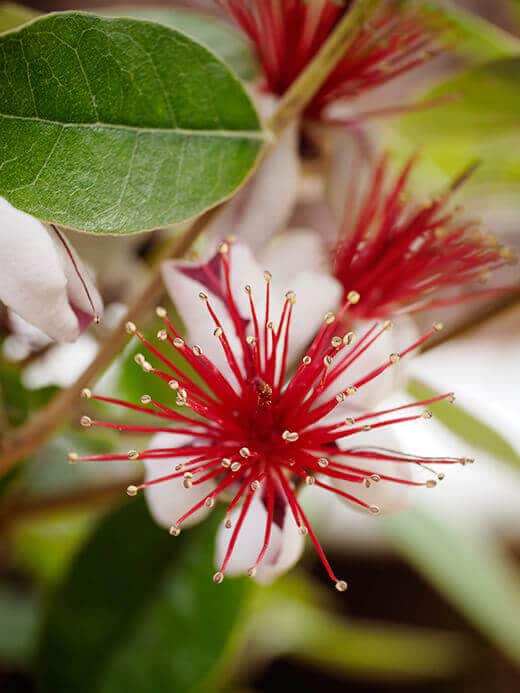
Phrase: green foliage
[
  {"left": 250, "top": 577, "right": 470, "bottom": 680},
  {"left": 0, "top": 585, "right": 40, "bottom": 666},
  {"left": 416, "top": 0, "right": 520, "bottom": 60},
  {"left": 0, "top": 12, "right": 263, "bottom": 234},
  {"left": 384, "top": 508, "right": 520, "bottom": 665},
  {"left": 38, "top": 498, "right": 252, "bottom": 693},
  {"left": 0, "top": 1, "right": 36, "bottom": 32},
  {"left": 398, "top": 57, "right": 520, "bottom": 185},
  {"left": 0, "top": 357, "right": 56, "bottom": 428}
]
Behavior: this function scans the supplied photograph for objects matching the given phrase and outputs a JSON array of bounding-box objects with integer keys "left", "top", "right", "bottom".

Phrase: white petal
[
  {"left": 321, "top": 315, "right": 420, "bottom": 411},
  {"left": 334, "top": 425, "right": 414, "bottom": 515},
  {"left": 282, "top": 270, "right": 342, "bottom": 364},
  {"left": 204, "top": 122, "right": 300, "bottom": 252},
  {"left": 215, "top": 494, "right": 304, "bottom": 582},
  {"left": 50, "top": 228, "right": 103, "bottom": 323},
  {"left": 143, "top": 432, "right": 216, "bottom": 530},
  {"left": 325, "top": 128, "right": 378, "bottom": 224},
  {"left": 0, "top": 198, "right": 81, "bottom": 341},
  {"left": 257, "top": 227, "right": 331, "bottom": 282},
  {"left": 407, "top": 304, "right": 520, "bottom": 455},
  {"left": 390, "top": 408, "right": 520, "bottom": 538},
  {"left": 22, "top": 334, "right": 98, "bottom": 389}
]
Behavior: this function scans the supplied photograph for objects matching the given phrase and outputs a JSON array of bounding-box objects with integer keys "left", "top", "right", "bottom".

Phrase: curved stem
[{"left": 0, "top": 0, "right": 382, "bottom": 476}]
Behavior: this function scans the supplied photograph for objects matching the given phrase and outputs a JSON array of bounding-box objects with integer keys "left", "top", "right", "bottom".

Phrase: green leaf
[
  {"left": 38, "top": 498, "right": 252, "bottom": 693},
  {"left": 408, "top": 380, "right": 520, "bottom": 470},
  {"left": 100, "top": 7, "right": 257, "bottom": 80},
  {"left": 249, "top": 576, "right": 469, "bottom": 680},
  {"left": 0, "top": 2, "right": 36, "bottom": 32},
  {"left": 0, "top": 585, "right": 40, "bottom": 666},
  {"left": 398, "top": 57, "right": 520, "bottom": 184},
  {"left": 0, "top": 12, "right": 263, "bottom": 234},
  {"left": 383, "top": 508, "right": 520, "bottom": 665},
  {"left": 0, "top": 357, "right": 57, "bottom": 428},
  {"left": 416, "top": 0, "right": 520, "bottom": 60}
]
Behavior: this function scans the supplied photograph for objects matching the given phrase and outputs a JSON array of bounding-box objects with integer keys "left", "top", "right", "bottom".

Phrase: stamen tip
[
  {"left": 125, "top": 321, "right": 137, "bottom": 335},
  {"left": 347, "top": 290, "right": 360, "bottom": 304},
  {"left": 247, "top": 566, "right": 257, "bottom": 578},
  {"left": 213, "top": 571, "right": 224, "bottom": 584},
  {"left": 80, "top": 388, "right": 92, "bottom": 399},
  {"left": 127, "top": 450, "right": 139, "bottom": 460},
  {"left": 324, "top": 311, "right": 335, "bottom": 325},
  {"left": 67, "top": 452, "right": 78, "bottom": 464},
  {"left": 369, "top": 505, "right": 381, "bottom": 515},
  {"left": 155, "top": 306, "right": 167, "bottom": 318},
  {"left": 126, "top": 485, "right": 138, "bottom": 497},
  {"left": 335, "top": 580, "right": 348, "bottom": 592},
  {"left": 169, "top": 525, "right": 181, "bottom": 537},
  {"left": 80, "top": 415, "right": 92, "bottom": 428}
]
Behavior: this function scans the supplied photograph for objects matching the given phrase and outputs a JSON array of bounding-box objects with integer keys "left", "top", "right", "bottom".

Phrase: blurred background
[{"left": 1, "top": 1, "right": 520, "bottom": 691}]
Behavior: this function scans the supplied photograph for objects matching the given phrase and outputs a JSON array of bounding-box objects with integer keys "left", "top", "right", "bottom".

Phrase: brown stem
[
  {"left": 0, "top": 0, "right": 382, "bottom": 476},
  {"left": 0, "top": 481, "right": 125, "bottom": 532}
]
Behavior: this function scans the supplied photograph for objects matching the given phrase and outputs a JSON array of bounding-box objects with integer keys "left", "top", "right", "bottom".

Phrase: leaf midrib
[{"left": 0, "top": 112, "right": 265, "bottom": 139}]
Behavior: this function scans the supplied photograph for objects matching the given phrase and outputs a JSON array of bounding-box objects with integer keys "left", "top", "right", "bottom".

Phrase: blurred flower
[
  {"left": 0, "top": 197, "right": 103, "bottom": 342},
  {"left": 203, "top": 94, "right": 301, "bottom": 252},
  {"left": 330, "top": 154, "right": 517, "bottom": 320},
  {"left": 217, "top": 0, "right": 444, "bottom": 122},
  {"left": 73, "top": 243, "right": 470, "bottom": 588}
]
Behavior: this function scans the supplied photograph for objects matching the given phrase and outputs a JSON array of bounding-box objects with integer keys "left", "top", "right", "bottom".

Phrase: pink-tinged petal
[
  {"left": 0, "top": 198, "right": 80, "bottom": 341},
  {"left": 161, "top": 256, "right": 238, "bottom": 379},
  {"left": 407, "top": 304, "right": 520, "bottom": 455},
  {"left": 144, "top": 433, "right": 216, "bottom": 529},
  {"left": 204, "top": 121, "right": 300, "bottom": 252},
  {"left": 50, "top": 227, "right": 103, "bottom": 327},
  {"left": 214, "top": 494, "right": 304, "bottom": 582}
]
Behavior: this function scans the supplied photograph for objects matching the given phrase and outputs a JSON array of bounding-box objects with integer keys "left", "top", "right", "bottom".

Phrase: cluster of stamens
[
  {"left": 71, "top": 243, "right": 473, "bottom": 589},
  {"left": 218, "top": 0, "right": 445, "bottom": 121},
  {"left": 333, "top": 154, "right": 518, "bottom": 318}
]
